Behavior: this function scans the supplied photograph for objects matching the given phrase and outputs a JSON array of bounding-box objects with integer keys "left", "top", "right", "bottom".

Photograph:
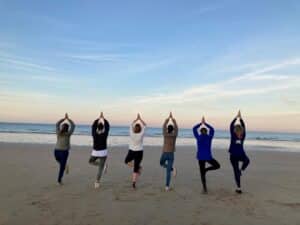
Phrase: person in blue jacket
[
  {"left": 229, "top": 110, "right": 250, "bottom": 194},
  {"left": 193, "top": 116, "right": 220, "bottom": 194}
]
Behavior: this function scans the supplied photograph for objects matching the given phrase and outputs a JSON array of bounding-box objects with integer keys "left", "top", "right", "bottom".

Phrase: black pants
[
  {"left": 230, "top": 154, "right": 250, "bottom": 188},
  {"left": 54, "top": 150, "right": 69, "bottom": 183},
  {"left": 125, "top": 150, "right": 143, "bottom": 173},
  {"left": 198, "top": 158, "right": 220, "bottom": 191}
]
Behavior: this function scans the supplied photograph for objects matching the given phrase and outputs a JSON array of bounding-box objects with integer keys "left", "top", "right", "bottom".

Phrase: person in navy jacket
[
  {"left": 193, "top": 116, "right": 220, "bottom": 194},
  {"left": 229, "top": 110, "right": 250, "bottom": 194}
]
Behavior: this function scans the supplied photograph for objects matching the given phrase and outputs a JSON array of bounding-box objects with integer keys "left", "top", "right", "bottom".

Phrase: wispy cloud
[
  {"left": 117, "top": 58, "right": 300, "bottom": 105},
  {"left": 0, "top": 55, "right": 55, "bottom": 72},
  {"left": 62, "top": 53, "right": 127, "bottom": 63}
]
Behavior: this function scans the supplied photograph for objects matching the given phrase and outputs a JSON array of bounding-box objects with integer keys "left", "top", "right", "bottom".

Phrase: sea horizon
[{"left": 0, "top": 122, "right": 299, "bottom": 153}]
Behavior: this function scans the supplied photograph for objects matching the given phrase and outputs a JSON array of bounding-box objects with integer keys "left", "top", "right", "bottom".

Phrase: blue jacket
[
  {"left": 229, "top": 118, "right": 246, "bottom": 156},
  {"left": 193, "top": 123, "right": 214, "bottom": 160}
]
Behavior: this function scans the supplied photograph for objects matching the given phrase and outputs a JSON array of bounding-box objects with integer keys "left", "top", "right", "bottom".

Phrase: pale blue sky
[{"left": 0, "top": 0, "right": 300, "bottom": 131}]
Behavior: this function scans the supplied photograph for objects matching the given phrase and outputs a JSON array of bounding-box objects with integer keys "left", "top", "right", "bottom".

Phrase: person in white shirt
[{"left": 124, "top": 113, "right": 146, "bottom": 189}]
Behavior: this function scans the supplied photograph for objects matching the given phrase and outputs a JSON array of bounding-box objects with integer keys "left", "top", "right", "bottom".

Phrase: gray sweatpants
[{"left": 89, "top": 156, "right": 107, "bottom": 181}]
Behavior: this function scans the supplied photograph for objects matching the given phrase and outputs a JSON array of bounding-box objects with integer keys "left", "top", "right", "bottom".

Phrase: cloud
[
  {"left": 280, "top": 95, "right": 300, "bottom": 107},
  {"left": 117, "top": 58, "right": 300, "bottom": 105},
  {"left": 62, "top": 53, "right": 127, "bottom": 62},
  {"left": 0, "top": 55, "right": 55, "bottom": 72}
]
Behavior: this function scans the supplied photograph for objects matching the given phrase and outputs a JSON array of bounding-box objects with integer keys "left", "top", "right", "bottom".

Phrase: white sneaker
[
  {"left": 235, "top": 188, "right": 242, "bottom": 194},
  {"left": 94, "top": 181, "right": 100, "bottom": 189},
  {"left": 172, "top": 167, "right": 177, "bottom": 177},
  {"left": 165, "top": 186, "right": 170, "bottom": 192}
]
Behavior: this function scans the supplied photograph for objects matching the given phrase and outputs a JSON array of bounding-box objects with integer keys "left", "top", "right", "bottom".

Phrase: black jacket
[{"left": 92, "top": 119, "right": 110, "bottom": 150}]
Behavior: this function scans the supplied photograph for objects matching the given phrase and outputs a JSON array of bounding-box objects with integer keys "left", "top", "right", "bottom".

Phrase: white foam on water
[{"left": 0, "top": 132, "right": 299, "bottom": 152}]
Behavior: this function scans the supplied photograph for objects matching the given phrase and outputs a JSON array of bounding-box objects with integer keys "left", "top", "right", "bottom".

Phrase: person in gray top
[{"left": 54, "top": 113, "right": 75, "bottom": 185}]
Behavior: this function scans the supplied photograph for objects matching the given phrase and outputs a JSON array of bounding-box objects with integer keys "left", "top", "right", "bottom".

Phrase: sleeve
[
  {"left": 129, "top": 124, "right": 133, "bottom": 136},
  {"left": 230, "top": 118, "right": 237, "bottom": 136},
  {"left": 162, "top": 119, "right": 168, "bottom": 136},
  {"left": 205, "top": 123, "right": 214, "bottom": 138},
  {"left": 92, "top": 119, "right": 98, "bottom": 137},
  {"left": 68, "top": 119, "right": 76, "bottom": 135},
  {"left": 240, "top": 119, "right": 246, "bottom": 139},
  {"left": 173, "top": 119, "right": 178, "bottom": 137},
  {"left": 104, "top": 119, "right": 110, "bottom": 137},
  {"left": 193, "top": 123, "right": 201, "bottom": 138},
  {"left": 140, "top": 125, "right": 146, "bottom": 137},
  {"left": 56, "top": 119, "right": 64, "bottom": 134}
]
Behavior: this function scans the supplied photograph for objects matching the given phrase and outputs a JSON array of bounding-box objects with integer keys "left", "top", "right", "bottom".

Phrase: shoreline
[
  {"left": 1, "top": 142, "right": 300, "bottom": 154},
  {"left": 0, "top": 132, "right": 299, "bottom": 153}
]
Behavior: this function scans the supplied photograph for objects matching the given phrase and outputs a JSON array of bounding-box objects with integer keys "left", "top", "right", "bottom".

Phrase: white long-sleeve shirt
[{"left": 129, "top": 124, "right": 146, "bottom": 151}]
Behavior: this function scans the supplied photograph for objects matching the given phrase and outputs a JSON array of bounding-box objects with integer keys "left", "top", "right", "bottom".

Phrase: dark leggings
[
  {"left": 230, "top": 154, "right": 250, "bottom": 188},
  {"left": 54, "top": 150, "right": 69, "bottom": 183},
  {"left": 124, "top": 150, "right": 143, "bottom": 173},
  {"left": 198, "top": 158, "right": 220, "bottom": 191}
]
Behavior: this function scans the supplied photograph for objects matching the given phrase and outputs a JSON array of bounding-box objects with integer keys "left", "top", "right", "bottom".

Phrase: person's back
[
  {"left": 193, "top": 122, "right": 214, "bottom": 160},
  {"left": 196, "top": 134, "right": 213, "bottom": 159},
  {"left": 163, "top": 119, "right": 178, "bottom": 153},
  {"left": 229, "top": 118, "right": 246, "bottom": 156},
  {"left": 92, "top": 119, "right": 110, "bottom": 151},
  {"left": 129, "top": 125, "right": 145, "bottom": 151},
  {"left": 56, "top": 118, "right": 75, "bottom": 150}
]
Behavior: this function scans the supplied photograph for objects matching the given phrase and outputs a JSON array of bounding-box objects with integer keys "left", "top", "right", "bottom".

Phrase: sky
[{"left": 0, "top": 0, "right": 300, "bottom": 132}]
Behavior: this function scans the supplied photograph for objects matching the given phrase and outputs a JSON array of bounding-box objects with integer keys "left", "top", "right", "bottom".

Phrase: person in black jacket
[
  {"left": 229, "top": 110, "right": 250, "bottom": 194},
  {"left": 89, "top": 112, "right": 110, "bottom": 189}
]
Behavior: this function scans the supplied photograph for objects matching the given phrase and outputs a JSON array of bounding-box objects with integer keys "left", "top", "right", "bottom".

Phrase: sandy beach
[{"left": 0, "top": 142, "right": 299, "bottom": 225}]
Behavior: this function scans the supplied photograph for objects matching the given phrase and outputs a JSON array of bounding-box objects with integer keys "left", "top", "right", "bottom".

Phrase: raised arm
[
  {"left": 230, "top": 118, "right": 237, "bottom": 135},
  {"left": 104, "top": 119, "right": 110, "bottom": 136},
  {"left": 56, "top": 118, "right": 65, "bottom": 134},
  {"left": 139, "top": 118, "right": 147, "bottom": 127},
  {"left": 171, "top": 118, "right": 178, "bottom": 136},
  {"left": 240, "top": 118, "right": 246, "bottom": 139},
  {"left": 205, "top": 123, "right": 215, "bottom": 138},
  {"left": 67, "top": 118, "right": 76, "bottom": 135},
  {"left": 162, "top": 118, "right": 169, "bottom": 135},
  {"left": 193, "top": 123, "right": 201, "bottom": 138},
  {"left": 92, "top": 119, "right": 99, "bottom": 137}
]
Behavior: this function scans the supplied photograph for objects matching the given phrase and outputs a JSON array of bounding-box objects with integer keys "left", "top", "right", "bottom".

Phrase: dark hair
[
  {"left": 61, "top": 123, "right": 69, "bottom": 133},
  {"left": 134, "top": 124, "right": 142, "bottom": 133},
  {"left": 234, "top": 125, "right": 244, "bottom": 135},
  {"left": 97, "top": 122, "right": 104, "bottom": 130},
  {"left": 200, "top": 127, "right": 208, "bottom": 135},
  {"left": 167, "top": 125, "right": 174, "bottom": 134}
]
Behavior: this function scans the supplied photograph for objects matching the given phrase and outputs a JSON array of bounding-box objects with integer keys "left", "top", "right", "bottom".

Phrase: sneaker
[
  {"left": 235, "top": 188, "right": 242, "bottom": 194},
  {"left": 202, "top": 189, "right": 208, "bottom": 194},
  {"left": 165, "top": 186, "right": 171, "bottom": 192},
  {"left": 172, "top": 167, "right": 177, "bottom": 177},
  {"left": 58, "top": 181, "right": 64, "bottom": 186},
  {"left": 94, "top": 181, "right": 100, "bottom": 189}
]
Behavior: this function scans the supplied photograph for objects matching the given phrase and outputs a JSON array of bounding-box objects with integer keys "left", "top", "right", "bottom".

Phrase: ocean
[{"left": 0, "top": 122, "right": 299, "bottom": 152}]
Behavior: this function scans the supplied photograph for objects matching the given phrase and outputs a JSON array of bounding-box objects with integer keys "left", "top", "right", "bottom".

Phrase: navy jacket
[
  {"left": 92, "top": 119, "right": 110, "bottom": 151},
  {"left": 193, "top": 123, "right": 214, "bottom": 160},
  {"left": 229, "top": 118, "right": 246, "bottom": 156}
]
